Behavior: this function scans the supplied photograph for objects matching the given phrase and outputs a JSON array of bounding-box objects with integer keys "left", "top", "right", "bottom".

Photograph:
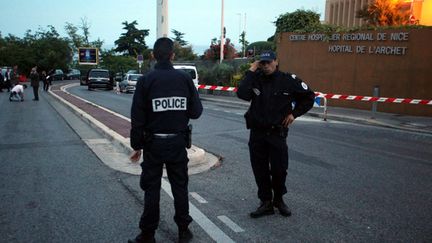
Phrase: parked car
[
  {"left": 1, "top": 66, "right": 11, "bottom": 78},
  {"left": 86, "top": 68, "right": 113, "bottom": 90},
  {"left": 126, "top": 69, "right": 138, "bottom": 74},
  {"left": 50, "top": 69, "right": 65, "bottom": 81},
  {"left": 173, "top": 64, "right": 198, "bottom": 87},
  {"left": 114, "top": 72, "right": 123, "bottom": 82},
  {"left": 66, "top": 69, "right": 81, "bottom": 80},
  {"left": 119, "top": 73, "right": 143, "bottom": 93}
]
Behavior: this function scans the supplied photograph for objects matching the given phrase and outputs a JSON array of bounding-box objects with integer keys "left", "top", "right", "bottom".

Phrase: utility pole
[
  {"left": 156, "top": 0, "right": 169, "bottom": 38},
  {"left": 237, "top": 13, "right": 242, "bottom": 43},
  {"left": 244, "top": 13, "right": 247, "bottom": 58},
  {"left": 220, "top": 0, "right": 224, "bottom": 63}
]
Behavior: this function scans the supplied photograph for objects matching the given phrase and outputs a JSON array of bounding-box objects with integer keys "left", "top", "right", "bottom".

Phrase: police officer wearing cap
[
  {"left": 129, "top": 37, "right": 203, "bottom": 243},
  {"left": 237, "top": 50, "right": 315, "bottom": 218}
]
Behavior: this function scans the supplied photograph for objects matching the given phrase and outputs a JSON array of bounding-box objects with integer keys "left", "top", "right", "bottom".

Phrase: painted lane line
[
  {"left": 190, "top": 192, "right": 208, "bottom": 203},
  {"left": 217, "top": 215, "right": 245, "bottom": 233},
  {"left": 161, "top": 179, "right": 235, "bottom": 243}
]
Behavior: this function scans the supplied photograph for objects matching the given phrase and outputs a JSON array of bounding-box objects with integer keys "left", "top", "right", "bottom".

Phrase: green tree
[
  {"left": 33, "top": 26, "right": 71, "bottom": 72},
  {"left": 99, "top": 49, "right": 139, "bottom": 74},
  {"left": 212, "top": 63, "right": 234, "bottom": 85},
  {"left": 356, "top": 0, "right": 411, "bottom": 26},
  {"left": 245, "top": 41, "right": 275, "bottom": 57},
  {"left": 0, "top": 26, "right": 71, "bottom": 74},
  {"left": 274, "top": 10, "right": 321, "bottom": 33},
  {"left": 204, "top": 38, "right": 237, "bottom": 61},
  {"left": 170, "top": 29, "right": 196, "bottom": 60},
  {"left": 64, "top": 22, "right": 85, "bottom": 52},
  {"left": 173, "top": 42, "right": 197, "bottom": 61},
  {"left": 80, "top": 17, "right": 91, "bottom": 45},
  {"left": 238, "top": 31, "right": 249, "bottom": 57},
  {"left": 172, "top": 29, "right": 188, "bottom": 46},
  {"left": 114, "top": 20, "right": 149, "bottom": 56},
  {"left": 90, "top": 38, "right": 104, "bottom": 50}
]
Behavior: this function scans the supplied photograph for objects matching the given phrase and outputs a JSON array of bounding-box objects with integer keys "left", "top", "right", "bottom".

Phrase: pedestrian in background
[
  {"left": 10, "top": 65, "right": 19, "bottom": 87},
  {"left": 30, "top": 67, "right": 40, "bottom": 101},
  {"left": 128, "top": 37, "right": 203, "bottom": 243},
  {"left": 47, "top": 69, "right": 55, "bottom": 86},
  {"left": 237, "top": 50, "right": 315, "bottom": 218},
  {"left": 41, "top": 70, "right": 49, "bottom": 91},
  {"left": 0, "top": 68, "right": 4, "bottom": 92},
  {"left": 4, "top": 67, "right": 11, "bottom": 92}
]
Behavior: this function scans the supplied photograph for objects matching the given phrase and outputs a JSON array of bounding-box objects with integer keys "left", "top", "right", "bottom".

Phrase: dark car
[
  {"left": 66, "top": 69, "right": 81, "bottom": 80},
  {"left": 50, "top": 69, "right": 65, "bottom": 81},
  {"left": 86, "top": 68, "right": 113, "bottom": 90},
  {"left": 114, "top": 72, "right": 123, "bottom": 82}
]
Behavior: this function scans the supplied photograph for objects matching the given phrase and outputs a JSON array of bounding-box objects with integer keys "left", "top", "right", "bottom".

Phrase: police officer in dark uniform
[
  {"left": 128, "top": 37, "right": 203, "bottom": 243},
  {"left": 237, "top": 51, "right": 315, "bottom": 218}
]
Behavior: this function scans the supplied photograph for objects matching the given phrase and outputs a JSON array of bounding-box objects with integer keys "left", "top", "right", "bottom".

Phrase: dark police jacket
[
  {"left": 237, "top": 70, "right": 315, "bottom": 130},
  {"left": 130, "top": 61, "right": 203, "bottom": 150}
]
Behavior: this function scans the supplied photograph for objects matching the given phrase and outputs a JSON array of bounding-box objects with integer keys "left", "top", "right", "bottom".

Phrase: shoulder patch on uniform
[
  {"left": 291, "top": 74, "right": 296, "bottom": 79},
  {"left": 301, "top": 82, "right": 308, "bottom": 90}
]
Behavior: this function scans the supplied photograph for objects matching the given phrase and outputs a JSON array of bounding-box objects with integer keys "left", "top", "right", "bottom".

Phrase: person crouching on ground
[{"left": 9, "top": 84, "right": 27, "bottom": 102}]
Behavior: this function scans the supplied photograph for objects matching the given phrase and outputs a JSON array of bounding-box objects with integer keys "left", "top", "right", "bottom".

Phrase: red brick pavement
[{"left": 51, "top": 83, "right": 131, "bottom": 138}]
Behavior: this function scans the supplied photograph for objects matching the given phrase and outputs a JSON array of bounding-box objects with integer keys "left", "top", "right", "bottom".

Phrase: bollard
[{"left": 371, "top": 86, "right": 380, "bottom": 117}]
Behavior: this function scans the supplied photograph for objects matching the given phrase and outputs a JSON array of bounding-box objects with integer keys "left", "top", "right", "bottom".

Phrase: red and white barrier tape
[
  {"left": 197, "top": 84, "right": 238, "bottom": 92},
  {"left": 315, "top": 92, "right": 432, "bottom": 105},
  {"left": 195, "top": 85, "right": 432, "bottom": 105}
]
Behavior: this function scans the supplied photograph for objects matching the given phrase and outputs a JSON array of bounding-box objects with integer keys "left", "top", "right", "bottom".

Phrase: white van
[{"left": 173, "top": 64, "right": 198, "bottom": 87}]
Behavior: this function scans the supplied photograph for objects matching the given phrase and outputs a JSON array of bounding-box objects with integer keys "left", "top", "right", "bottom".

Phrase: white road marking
[
  {"left": 161, "top": 180, "right": 235, "bottom": 243},
  {"left": 217, "top": 215, "right": 245, "bottom": 233},
  {"left": 190, "top": 192, "right": 208, "bottom": 203}
]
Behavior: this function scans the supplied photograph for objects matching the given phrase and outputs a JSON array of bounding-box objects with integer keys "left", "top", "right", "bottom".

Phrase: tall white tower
[{"left": 156, "top": 0, "right": 169, "bottom": 38}]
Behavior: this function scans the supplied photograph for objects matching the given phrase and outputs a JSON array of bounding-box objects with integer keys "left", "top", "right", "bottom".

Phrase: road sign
[{"left": 78, "top": 47, "right": 98, "bottom": 65}]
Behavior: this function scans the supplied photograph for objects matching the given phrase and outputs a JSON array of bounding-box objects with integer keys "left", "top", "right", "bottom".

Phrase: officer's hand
[
  {"left": 282, "top": 114, "right": 295, "bottom": 128},
  {"left": 249, "top": 61, "right": 260, "bottom": 72},
  {"left": 130, "top": 150, "right": 142, "bottom": 163}
]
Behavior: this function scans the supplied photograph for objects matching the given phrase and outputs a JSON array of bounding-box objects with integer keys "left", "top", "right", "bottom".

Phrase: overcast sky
[{"left": 0, "top": 0, "right": 325, "bottom": 53}]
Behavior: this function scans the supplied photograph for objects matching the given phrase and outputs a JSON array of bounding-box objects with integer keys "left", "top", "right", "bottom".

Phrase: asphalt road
[
  {"left": 65, "top": 85, "right": 432, "bottom": 242},
  {"left": 0, "top": 90, "right": 145, "bottom": 242}
]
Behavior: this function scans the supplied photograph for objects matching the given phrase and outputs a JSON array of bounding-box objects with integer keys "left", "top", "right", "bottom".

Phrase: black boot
[
  {"left": 128, "top": 232, "right": 156, "bottom": 243},
  {"left": 250, "top": 200, "right": 274, "bottom": 218},
  {"left": 273, "top": 199, "right": 292, "bottom": 217},
  {"left": 178, "top": 228, "right": 193, "bottom": 243}
]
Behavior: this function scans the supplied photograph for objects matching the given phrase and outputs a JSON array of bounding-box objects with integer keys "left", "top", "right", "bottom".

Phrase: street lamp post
[
  {"left": 243, "top": 13, "right": 247, "bottom": 58},
  {"left": 220, "top": 0, "right": 224, "bottom": 63}
]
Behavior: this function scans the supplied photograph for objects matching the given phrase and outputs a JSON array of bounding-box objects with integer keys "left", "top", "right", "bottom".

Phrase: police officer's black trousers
[
  {"left": 248, "top": 129, "right": 289, "bottom": 202},
  {"left": 139, "top": 135, "right": 193, "bottom": 234}
]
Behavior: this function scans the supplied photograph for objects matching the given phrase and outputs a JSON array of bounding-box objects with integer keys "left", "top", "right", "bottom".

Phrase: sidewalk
[{"left": 199, "top": 93, "right": 432, "bottom": 135}]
